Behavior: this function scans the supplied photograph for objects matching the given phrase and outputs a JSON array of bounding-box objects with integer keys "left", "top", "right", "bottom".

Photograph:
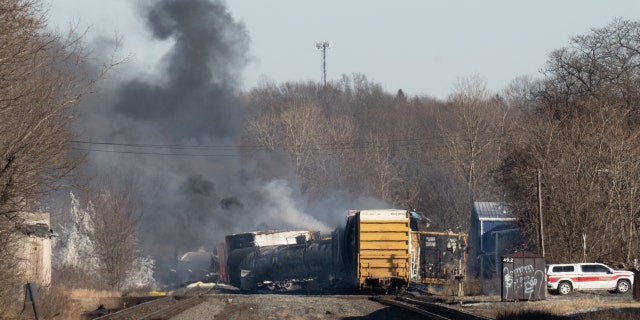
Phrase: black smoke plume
[
  {"left": 70, "top": 0, "right": 389, "bottom": 285},
  {"left": 71, "top": 0, "right": 340, "bottom": 285}
]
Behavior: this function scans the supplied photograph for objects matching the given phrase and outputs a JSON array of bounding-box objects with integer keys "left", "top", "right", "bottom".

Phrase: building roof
[
  {"left": 502, "top": 250, "right": 544, "bottom": 258},
  {"left": 473, "top": 202, "right": 517, "bottom": 221},
  {"left": 19, "top": 223, "right": 53, "bottom": 238},
  {"left": 17, "top": 212, "right": 52, "bottom": 238}
]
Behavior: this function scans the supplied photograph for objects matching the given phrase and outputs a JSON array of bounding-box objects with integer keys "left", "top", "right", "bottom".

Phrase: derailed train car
[
  {"left": 416, "top": 231, "right": 468, "bottom": 285},
  {"left": 220, "top": 209, "right": 413, "bottom": 293},
  {"left": 343, "top": 209, "right": 411, "bottom": 293},
  {"left": 226, "top": 239, "right": 342, "bottom": 291},
  {"left": 176, "top": 210, "right": 467, "bottom": 292},
  {"left": 223, "top": 230, "right": 344, "bottom": 291}
]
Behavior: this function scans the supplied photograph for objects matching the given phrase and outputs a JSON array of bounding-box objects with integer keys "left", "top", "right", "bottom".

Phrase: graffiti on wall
[{"left": 502, "top": 261, "right": 546, "bottom": 300}]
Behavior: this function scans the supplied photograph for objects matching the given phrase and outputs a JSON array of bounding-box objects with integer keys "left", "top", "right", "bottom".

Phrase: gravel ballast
[{"left": 170, "top": 294, "right": 425, "bottom": 320}]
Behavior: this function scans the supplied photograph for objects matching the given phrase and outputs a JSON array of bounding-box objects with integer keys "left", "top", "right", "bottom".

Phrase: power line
[
  {"left": 70, "top": 133, "right": 503, "bottom": 157},
  {"left": 70, "top": 147, "right": 243, "bottom": 157},
  {"left": 71, "top": 135, "right": 464, "bottom": 151},
  {"left": 70, "top": 140, "right": 268, "bottom": 151}
]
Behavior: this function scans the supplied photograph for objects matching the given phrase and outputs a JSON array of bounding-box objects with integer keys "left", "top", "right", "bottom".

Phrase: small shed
[
  {"left": 17, "top": 213, "right": 52, "bottom": 287},
  {"left": 501, "top": 251, "right": 546, "bottom": 301},
  {"left": 469, "top": 202, "right": 519, "bottom": 278}
]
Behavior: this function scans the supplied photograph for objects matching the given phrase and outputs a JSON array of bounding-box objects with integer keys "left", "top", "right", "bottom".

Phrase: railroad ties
[
  {"left": 371, "top": 295, "right": 492, "bottom": 320},
  {"left": 93, "top": 295, "right": 205, "bottom": 320}
]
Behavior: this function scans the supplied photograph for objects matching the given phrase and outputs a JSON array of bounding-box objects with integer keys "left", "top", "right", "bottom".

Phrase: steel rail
[
  {"left": 138, "top": 296, "right": 205, "bottom": 320},
  {"left": 372, "top": 295, "right": 493, "bottom": 320},
  {"left": 371, "top": 296, "right": 450, "bottom": 320},
  {"left": 397, "top": 296, "right": 493, "bottom": 320},
  {"left": 92, "top": 295, "right": 205, "bottom": 320},
  {"left": 93, "top": 296, "right": 174, "bottom": 320}
]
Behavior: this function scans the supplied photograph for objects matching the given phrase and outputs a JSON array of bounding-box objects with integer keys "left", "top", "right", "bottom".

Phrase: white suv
[{"left": 546, "top": 262, "right": 634, "bottom": 295}]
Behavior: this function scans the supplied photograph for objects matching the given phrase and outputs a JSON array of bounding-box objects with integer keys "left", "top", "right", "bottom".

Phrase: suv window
[
  {"left": 551, "top": 265, "right": 574, "bottom": 272},
  {"left": 581, "top": 264, "right": 609, "bottom": 273}
]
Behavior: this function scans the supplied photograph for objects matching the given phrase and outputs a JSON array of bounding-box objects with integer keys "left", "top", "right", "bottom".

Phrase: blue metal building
[{"left": 469, "top": 202, "right": 520, "bottom": 278}]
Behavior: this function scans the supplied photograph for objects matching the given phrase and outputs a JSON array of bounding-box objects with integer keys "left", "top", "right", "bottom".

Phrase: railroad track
[
  {"left": 93, "top": 295, "right": 205, "bottom": 320},
  {"left": 371, "top": 295, "right": 493, "bottom": 320}
]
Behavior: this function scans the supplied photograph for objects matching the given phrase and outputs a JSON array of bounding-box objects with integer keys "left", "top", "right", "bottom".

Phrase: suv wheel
[
  {"left": 557, "top": 281, "right": 572, "bottom": 295},
  {"left": 616, "top": 280, "right": 631, "bottom": 294}
]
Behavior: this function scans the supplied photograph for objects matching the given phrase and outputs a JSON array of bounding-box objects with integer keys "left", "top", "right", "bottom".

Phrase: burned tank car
[
  {"left": 223, "top": 230, "right": 346, "bottom": 291},
  {"left": 226, "top": 240, "right": 338, "bottom": 291}
]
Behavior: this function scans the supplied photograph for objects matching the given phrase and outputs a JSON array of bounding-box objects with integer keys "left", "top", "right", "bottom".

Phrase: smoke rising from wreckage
[
  {"left": 172, "top": 209, "right": 466, "bottom": 295},
  {"left": 69, "top": 0, "right": 357, "bottom": 286},
  {"left": 63, "top": 0, "right": 463, "bottom": 291}
]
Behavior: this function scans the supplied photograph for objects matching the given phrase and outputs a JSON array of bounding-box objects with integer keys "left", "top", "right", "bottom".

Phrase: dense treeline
[
  {"left": 501, "top": 19, "right": 640, "bottom": 265},
  {"left": 242, "top": 19, "right": 640, "bottom": 267},
  {"left": 241, "top": 75, "right": 510, "bottom": 232}
]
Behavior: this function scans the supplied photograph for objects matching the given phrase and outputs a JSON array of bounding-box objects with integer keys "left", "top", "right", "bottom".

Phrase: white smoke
[{"left": 259, "top": 179, "right": 330, "bottom": 232}]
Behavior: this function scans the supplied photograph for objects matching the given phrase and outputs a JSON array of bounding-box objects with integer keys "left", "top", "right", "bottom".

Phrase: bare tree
[
  {"left": 85, "top": 174, "right": 141, "bottom": 289},
  {"left": 539, "top": 18, "right": 640, "bottom": 119},
  {"left": 55, "top": 176, "right": 146, "bottom": 290},
  {"left": 0, "top": 0, "right": 117, "bottom": 311},
  {"left": 1, "top": 1, "right": 96, "bottom": 217},
  {"left": 502, "top": 75, "right": 538, "bottom": 112},
  {"left": 498, "top": 19, "right": 640, "bottom": 265},
  {"left": 246, "top": 94, "right": 356, "bottom": 197},
  {"left": 437, "top": 76, "right": 510, "bottom": 228},
  {"left": 593, "top": 107, "right": 640, "bottom": 263},
  {"left": 0, "top": 215, "right": 23, "bottom": 315},
  {"left": 360, "top": 133, "right": 402, "bottom": 204},
  {"left": 499, "top": 99, "right": 640, "bottom": 264}
]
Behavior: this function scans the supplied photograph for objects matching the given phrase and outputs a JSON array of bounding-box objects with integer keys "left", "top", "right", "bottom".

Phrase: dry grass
[
  {"left": 33, "top": 284, "right": 74, "bottom": 320},
  {"left": 495, "top": 296, "right": 602, "bottom": 318},
  {"left": 19, "top": 268, "right": 157, "bottom": 319},
  {"left": 487, "top": 296, "right": 640, "bottom": 320},
  {"left": 9, "top": 270, "right": 125, "bottom": 320},
  {"left": 422, "top": 278, "right": 496, "bottom": 296},
  {"left": 69, "top": 288, "right": 121, "bottom": 299},
  {"left": 21, "top": 286, "right": 122, "bottom": 320},
  {"left": 66, "top": 288, "right": 123, "bottom": 319},
  {"left": 3, "top": 283, "right": 76, "bottom": 320}
]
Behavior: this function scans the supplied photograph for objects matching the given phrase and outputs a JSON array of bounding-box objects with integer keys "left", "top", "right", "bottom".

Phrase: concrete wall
[{"left": 17, "top": 213, "right": 52, "bottom": 286}]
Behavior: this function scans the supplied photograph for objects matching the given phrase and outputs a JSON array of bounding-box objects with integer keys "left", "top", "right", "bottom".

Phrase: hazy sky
[{"left": 46, "top": 0, "right": 640, "bottom": 99}]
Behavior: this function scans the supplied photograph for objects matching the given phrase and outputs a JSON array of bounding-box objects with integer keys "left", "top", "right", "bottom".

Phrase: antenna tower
[{"left": 315, "top": 41, "right": 331, "bottom": 86}]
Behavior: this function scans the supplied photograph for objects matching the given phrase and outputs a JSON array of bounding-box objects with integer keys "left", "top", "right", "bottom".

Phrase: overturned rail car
[
  {"left": 220, "top": 209, "right": 414, "bottom": 293},
  {"left": 223, "top": 230, "right": 342, "bottom": 291},
  {"left": 226, "top": 239, "right": 341, "bottom": 291}
]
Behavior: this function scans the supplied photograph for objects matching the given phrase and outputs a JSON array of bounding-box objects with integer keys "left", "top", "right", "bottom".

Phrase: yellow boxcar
[{"left": 352, "top": 209, "right": 410, "bottom": 293}]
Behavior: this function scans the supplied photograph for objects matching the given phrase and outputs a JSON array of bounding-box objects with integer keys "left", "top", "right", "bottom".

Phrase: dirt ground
[
  {"left": 167, "top": 290, "right": 640, "bottom": 320},
  {"left": 170, "top": 294, "right": 427, "bottom": 320},
  {"left": 72, "top": 284, "right": 640, "bottom": 320}
]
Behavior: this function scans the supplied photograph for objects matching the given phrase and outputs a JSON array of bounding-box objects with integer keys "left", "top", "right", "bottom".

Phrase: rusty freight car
[{"left": 343, "top": 209, "right": 411, "bottom": 294}]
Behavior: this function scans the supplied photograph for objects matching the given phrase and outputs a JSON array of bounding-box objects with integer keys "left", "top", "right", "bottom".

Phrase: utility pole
[
  {"left": 538, "top": 168, "right": 545, "bottom": 257},
  {"left": 315, "top": 41, "right": 331, "bottom": 86}
]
